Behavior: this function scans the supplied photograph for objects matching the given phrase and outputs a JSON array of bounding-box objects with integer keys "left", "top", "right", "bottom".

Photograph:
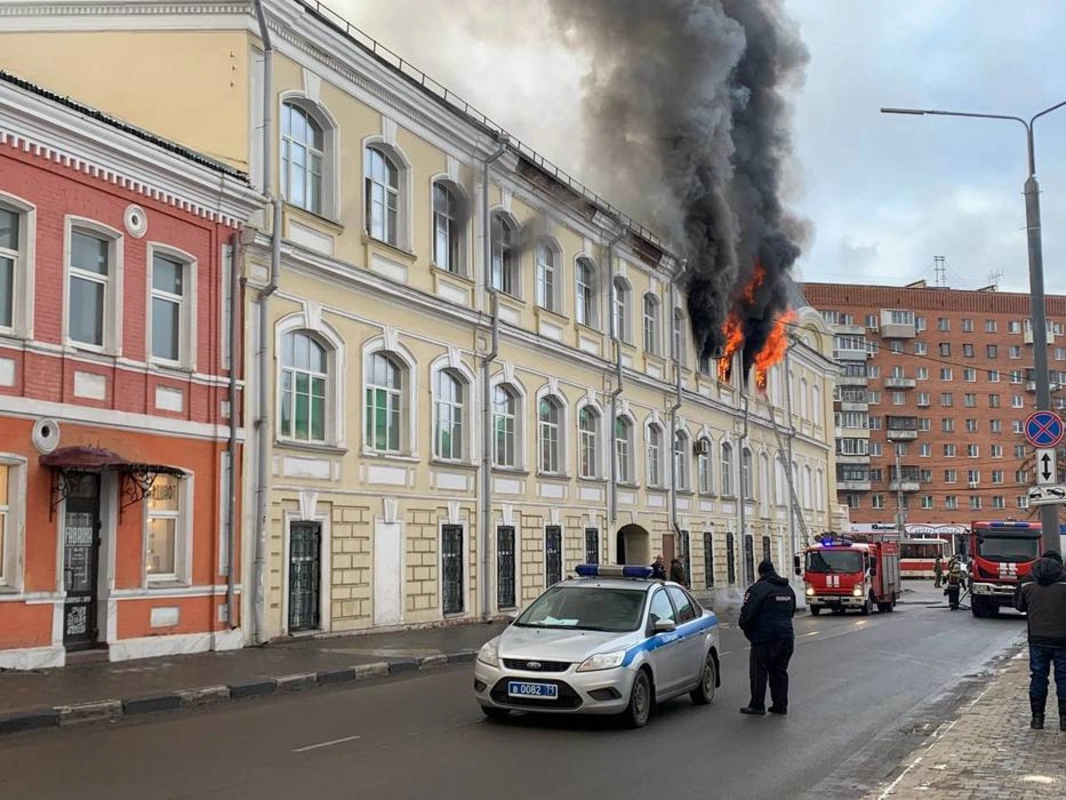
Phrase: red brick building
[
  {"left": 0, "top": 72, "right": 261, "bottom": 669},
  {"left": 804, "top": 280, "right": 1066, "bottom": 532}
]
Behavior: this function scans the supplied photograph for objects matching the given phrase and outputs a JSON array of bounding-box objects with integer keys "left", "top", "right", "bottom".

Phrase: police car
[{"left": 474, "top": 565, "right": 721, "bottom": 728}]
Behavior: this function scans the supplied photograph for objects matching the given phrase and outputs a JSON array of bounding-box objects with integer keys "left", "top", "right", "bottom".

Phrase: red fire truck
[
  {"left": 802, "top": 534, "right": 902, "bottom": 615},
  {"left": 967, "top": 520, "right": 1044, "bottom": 618}
]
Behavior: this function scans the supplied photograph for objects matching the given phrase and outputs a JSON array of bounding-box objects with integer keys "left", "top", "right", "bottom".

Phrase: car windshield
[
  {"left": 977, "top": 535, "right": 1041, "bottom": 563},
  {"left": 514, "top": 586, "right": 647, "bottom": 633},
  {"left": 806, "top": 549, "right": 863, "bottom": 574}
]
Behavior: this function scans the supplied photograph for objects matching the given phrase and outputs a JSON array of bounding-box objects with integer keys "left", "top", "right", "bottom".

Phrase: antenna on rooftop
[
  {"left": 933, "top": 256, "right": 947, "bottom": 288},
  {"left": 987, "top": 270, "right": 1004, "bottom": 290}
]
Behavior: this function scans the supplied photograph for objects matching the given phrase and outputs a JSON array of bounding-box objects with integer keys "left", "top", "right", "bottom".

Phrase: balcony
[
  {"left": 840, "top": 372, "right": 869, "bottom": 386},
  {"left": 835, "top": 348, "right": 868, "bottom": 362},
  {"left": 884, "top": 376, "right": 916, "bottom": 389},
  {"left": 837, "top": 479, "right": 872, "bottom": 491},
  {"left": 837, "top": 451, "right": 871, "bottom": 464},
  {"left": 887, "top": 429, "right": 918, "bottom": 441},
  {"left": 834, "top": 323, "right": 867, "bottom": 336},
  {"left": 1024, "top": 324, "right": 1056, "bottom": 345},
  {"left": 886, "top": 416, "right": 919, "bottom": 440},
  {"left": 880, "top": 310, "right": 917, "bottom": 339},
  {"left": 890, "top": 479, "right": 921, "bottom": 492}
]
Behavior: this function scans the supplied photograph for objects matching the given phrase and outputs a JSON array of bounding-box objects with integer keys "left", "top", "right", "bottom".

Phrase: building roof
[
  {"left": 803, "top": 280, "right": 1066, "bottom": 316},
  {"left": 0, "top": 68, "right": 248, "bottom": 183}
]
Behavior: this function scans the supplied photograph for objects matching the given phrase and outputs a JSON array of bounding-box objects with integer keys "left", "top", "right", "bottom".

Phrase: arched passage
[{"left": 616, "top": 523, "right": 651, "bottom": 566}]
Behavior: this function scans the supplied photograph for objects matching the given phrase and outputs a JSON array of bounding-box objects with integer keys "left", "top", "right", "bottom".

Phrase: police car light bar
[{"left": 574, "top": 564, "right": 656, "bottom": 579}]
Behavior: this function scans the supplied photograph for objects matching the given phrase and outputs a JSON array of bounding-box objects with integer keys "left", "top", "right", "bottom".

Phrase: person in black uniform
[{"left": 738, "top": 559, "right": 797, "bottom": 716}]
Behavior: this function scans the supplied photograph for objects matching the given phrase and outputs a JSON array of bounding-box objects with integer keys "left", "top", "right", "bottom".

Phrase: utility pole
[{"left": 894, "top": 444, "right": 905, "bottom": 536}]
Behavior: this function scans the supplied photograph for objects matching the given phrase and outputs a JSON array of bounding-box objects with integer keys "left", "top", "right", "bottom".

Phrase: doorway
[
  {"left": 62, "top": 473, "right": 102, "bottom": 650},
  {"left": 615, "top": 524, "right": 651, "bottom": 566},
  {"left": 288, "top": 522, "right": 322, "bottom": 633}
]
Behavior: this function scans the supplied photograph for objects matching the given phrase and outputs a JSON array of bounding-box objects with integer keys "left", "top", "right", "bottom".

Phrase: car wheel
[
  {"left": 623, "top": 669, "right": 652, "bottom": 728},
  {"left": 480, "top": 706, "right": 510, "bottom": 721},
  {"left": 810, "top": 606, "right": 821, "bottom": 615},
  {"left": 690, "top": 653, "right": 717, "bottom": 706}
]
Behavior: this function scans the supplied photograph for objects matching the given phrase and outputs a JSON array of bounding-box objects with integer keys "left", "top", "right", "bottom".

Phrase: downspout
[
  {"left": 480, "top": 134, "right": 509, "bottom": 622},
  {"left": 252, "top": 0, "right": 280, "bottom": 645},
  {"left": 226, "top": 231, "right": 241, "bottom": 630},
  {"left": 668, "top": 268, "right": 685, "bottom": 558},
  {"left": 606, "top": 227, "right": 626, "bottom": 530},
  {"left": 739, "top": 381, "right": 749, "bottom": 583},
  {"left": 783, "top": 342, "right": 797, "bottom": 560}
]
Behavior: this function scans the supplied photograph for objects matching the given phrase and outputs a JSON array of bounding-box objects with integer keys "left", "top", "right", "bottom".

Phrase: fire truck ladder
[{"left": 762, "top": 394, "right": 811, "bottom": 544}]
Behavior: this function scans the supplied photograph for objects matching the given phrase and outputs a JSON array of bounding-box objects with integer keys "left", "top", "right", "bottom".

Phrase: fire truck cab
[
  {"left": 803, "top": 534, "right": 902, "bottom": 615},
  {"left": 968, "top": 521, "right": 1044, "bottom": 618}
]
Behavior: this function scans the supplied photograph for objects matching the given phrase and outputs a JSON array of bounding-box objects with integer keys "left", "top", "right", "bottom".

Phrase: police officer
[
  {"left": 650, "top": 555, "right": 667, "bottom": 581},
  {"left": 738, "top": 559, "right": 797, "bottom": 716}
]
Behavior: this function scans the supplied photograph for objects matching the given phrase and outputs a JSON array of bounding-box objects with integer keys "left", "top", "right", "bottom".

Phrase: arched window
[
  {"left": 365, "top": 146, "right": 399, "bottom": 246},
  {"left": 721, "top": 442, "right": 734, "bottom": 497},
  {"left": 815, "top": 468, "right": 824, "bottom": 510},
  {"left": 812, "top": 382, "right": 822, "bottom": 425},
  {"left": 800, "top": 377, "right": 809, "bottom": 421},
  {"left": 775, "top": 457, "right": 787, "bottom": 506},
  {"left": 615, "top": 416, "right": 633, "bottom": 483},
  {"left": 742, "top": 448, "right": 754, "bottom": 500},
  {"left": 433, "top": 370, "right": 466, "bottom": 461},
  {"left": 760, "top": 453, "right": 772, "bottom": 513},
  {"left": 802, "top": 465, "right": 813, "bottom": 508},
  {"left": 281, "top": 102, "right": 325, "bottom": 215},
  {"left": 673, "top": 309, "right": 687, "bottom": 364},
  {"left": 697, "top": 438, "right": 713, "bottom": 495},
  {"left": 647, "top": 423, "right": 663, "bottom": 487},
  {"left": 280, "top": 330, "right": 328, "bottom": 442},
  {"left": 432, "top": 182, "right": 464, "bottom": 274},
  {"left": 613, "top": 276, "right": 631, "bottom": 343},
  {"left": 536, "top": 242, "right": 558, "bottom": 312},
  {"left": 366, "top": 352, "right": 403, "bottom": 453},
  {"left": 576, "top": 258, "right": 598, "bottom": 328},
  {"left": 674, "top": 430, "right": 690, "bottom": 490},
  {"left": 490, "top": 213, "right": 518, "bottom": 296},
  {"left": 578, "top": 406, "right": 600, "bottom": 479},
  {"left": 538, "top": 396, "right": 564, "bottom": 474},
  {"left": 643, "top": 293, "right": 660, "bottom": 355},
  {"left": 493, "top": 384, "right": 519, "bottom": 468}
]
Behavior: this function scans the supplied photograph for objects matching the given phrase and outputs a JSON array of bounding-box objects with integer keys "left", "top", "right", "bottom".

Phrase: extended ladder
[{"left": 761, "top": 394, "right": 811, "bottom": 544}]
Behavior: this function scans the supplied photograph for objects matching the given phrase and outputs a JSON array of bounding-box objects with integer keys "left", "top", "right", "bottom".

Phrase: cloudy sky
[{"left": 340, "top": 0, "right": 1066, "bottom": 294}]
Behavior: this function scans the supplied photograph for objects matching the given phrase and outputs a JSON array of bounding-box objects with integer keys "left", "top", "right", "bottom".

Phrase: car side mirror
[
  {"left": 793, "top": 555, "right": 802, "bottom": 577},
  {"left": 653, "top": 619, "right": 677, "bottom": 634}
]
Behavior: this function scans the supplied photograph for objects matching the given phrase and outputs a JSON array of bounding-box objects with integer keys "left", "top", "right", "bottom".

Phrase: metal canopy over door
[
  {"left": 288, "top": 522, "right": 322, "bottom": 633},
  {"left": 62, "top": 473, "right": 101, "bottom": 650}
]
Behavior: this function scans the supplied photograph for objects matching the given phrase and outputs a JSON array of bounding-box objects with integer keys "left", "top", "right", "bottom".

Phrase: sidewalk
[
  {"left": 0, "top": 621, "right": 506, "bottom": 736},
  {"left": 870, "top": 648, "right": 1066, "bottom": 799}
]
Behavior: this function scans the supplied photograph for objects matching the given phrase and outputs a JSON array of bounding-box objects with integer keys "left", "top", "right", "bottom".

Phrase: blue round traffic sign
[{"left": 1025, "top": 411, "right": 1065, "bottom": 448}]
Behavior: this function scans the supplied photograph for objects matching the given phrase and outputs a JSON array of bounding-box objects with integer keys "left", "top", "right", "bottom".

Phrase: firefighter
[
  {"left": 1012, "top": 551, "right": 1066, "bottom": 730},
  {"left": 933, "top": 555, "right": 944, "bottom": 588},
  {"left": 738, "top": 559, "right": 797, "bottom": 716},
  {"left": 944, "top": 557, "right": 966, "bottom": 610}
]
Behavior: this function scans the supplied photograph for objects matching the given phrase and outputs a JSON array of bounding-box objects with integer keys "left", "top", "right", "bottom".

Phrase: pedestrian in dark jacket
[
  {"left": 669, "top": 558, "right": 687, "bottom": 587},
  {"left": 1013, "top": 550, "right": 1066, "bottom": 730},
  {"left": 738, "top": 559, "right": 797, "bottom": 716},
  {"left": 650, "top": 555, "right": 667, "bottom": 581}
]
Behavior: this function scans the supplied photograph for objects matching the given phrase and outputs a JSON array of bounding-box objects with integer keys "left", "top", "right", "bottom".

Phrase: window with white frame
[
  {"left": 490, "top": 213, "right": 519, "bottom": 296},
  {"left": 538, "top": 396, "right": 564, "bottom": 474},
  {"left": 741, "top": 448, "right": 754, "bottom": 500},
  {"left": 366, "top": 352, "right": 404, "bottom": 453},
  {"left": 721, "top": 442, "right": 734, "bottom": 497},
  {"left": 432, "top": 182, "right": 463, "bottom": 274},
  {"left": 615, "top": 416, "right": 633, "bottom": 483},
  {"left": 536, "top": 243, "right": 558, "bottom": 312},
  {"left": 613, "top": 277, "right": 631, "bottom": 342},
  {"left": 576, "top": 258, "right": 597, "bottom": 328},
  {"left": 697, "top": 439, "right": 713, "bottom": 495},
  {"left": 365, "top": 146, "right": 399, "bottom": 246},
  {"left": 0, "top": 204, "right": 26, "bottom": 334},
  {"left": 0, "top": 461, "right": 17, "bottom": 587},
  {"left": 674, "top": 431, "right": 690, "bottom": 490},
  {"left": 150, "top": 252, "right": 192, "bottom": 365},
  {"left": 281, "top": 102, "right": 325, "bottom": 215},
  {"left": 578, "top": 406, "right": 600, "bottom": 479},
  {"left": 673, "top": 309, "right": 687, "bottom": 364},
  {"left": 434, "top": 370, "right": 466, "bottom": 461},
  {"left": 68, "top": 228, "right": 115, "bottom": 349},
  {"left": 647, "top": 423, "right": 663, "bottom": 486},
  {"left": 280, "top": 331, "right": 329, "bottom": 443},
  {"left": 145, "top": 474, "right": 184, "bottom": 582},
  {"left": 493, "top": 384, "right": 519, "bottom": 468},
  {"left": 642, "top": 293, "right": 660, "bottom": 355}
]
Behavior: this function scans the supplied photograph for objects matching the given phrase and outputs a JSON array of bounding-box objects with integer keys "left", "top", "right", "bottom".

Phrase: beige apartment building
[{"left": 0, "top": 0, "right": 845, "bottom": 640}]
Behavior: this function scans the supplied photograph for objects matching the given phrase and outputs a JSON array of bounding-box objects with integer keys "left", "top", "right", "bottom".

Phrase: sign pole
[{"left": 1024, "top": 411, "right": 1065, "bottom": 552}]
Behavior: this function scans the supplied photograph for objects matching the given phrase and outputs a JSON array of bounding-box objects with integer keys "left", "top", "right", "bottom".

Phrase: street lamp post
[{"left": 881, "top": 101, "right": 1066, "bottom": 555}]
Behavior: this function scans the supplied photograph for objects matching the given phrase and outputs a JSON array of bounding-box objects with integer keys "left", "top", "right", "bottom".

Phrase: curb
[{"left": 0, "top": 648, "right": 481, "bottom": 738}]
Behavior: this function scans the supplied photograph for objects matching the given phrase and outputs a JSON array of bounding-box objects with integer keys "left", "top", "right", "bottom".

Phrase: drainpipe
[
  {"left": 606, "top": 227, "right": 626, "bottom": 530},
  {"left": 668, "top": 268, "right": 685, "bottom": 560},
  {"left": 226, "top": 231, "right": 241, "bottom": 630},
  {"left": 739, "top": 385, "right": 750, "bottom": 584},
  {"left": 784, "top": 342, "right": 798, "bottom": 564},
  {"left": 252, "top": 0, "right": 280, "bottom": 646},
  {"left": 480, "top": 134, "right": 509, "bottom": 622}
]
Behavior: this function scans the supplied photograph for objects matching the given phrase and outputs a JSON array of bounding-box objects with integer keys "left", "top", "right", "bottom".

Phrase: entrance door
[
  {"left": 288, "top": 522, "right": 322, "bottom": 633},
  {"left": 63, "top": 473, "right": 101, "bottom": 650},
  {"left": 544, "top": 526, "right": 562, "bottom": 587},
  {"left": 662, "top": 533, "right": 676, "bottom": 566}
]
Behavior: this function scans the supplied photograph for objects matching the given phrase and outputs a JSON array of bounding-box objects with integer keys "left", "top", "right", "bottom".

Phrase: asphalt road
[{"left": 0, "top": 589, "right": 1026, "bottom": 800}]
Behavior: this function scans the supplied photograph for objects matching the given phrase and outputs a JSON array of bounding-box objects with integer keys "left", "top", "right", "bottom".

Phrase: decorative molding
[
  {"left": 302, "top": 67, "right": 322, "bottom": 104},
  {"left": 447, "top": 500, "right": 460, "bottom": 525},
  {"left": 383, "top": 496, "right": 398, "bottom": 524},
  {"left": 298, "top": 491, "right": 318, "bottom": 521}
]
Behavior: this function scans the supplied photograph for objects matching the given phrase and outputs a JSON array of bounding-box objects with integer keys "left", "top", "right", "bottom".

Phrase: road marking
[
  {"left": 877, "top": 756, "right": 923, "bottom": 799},
  {"left": 292, "top": 734, "right": 362, "bottom": 753},
  {"left": 800, "top": 631, "right": 819, "bottom": 638}
]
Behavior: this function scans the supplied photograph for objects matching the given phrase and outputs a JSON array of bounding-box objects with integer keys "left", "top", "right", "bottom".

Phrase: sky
[{"left": 338, "top": 0, "right": 1066, "bottom": 295}]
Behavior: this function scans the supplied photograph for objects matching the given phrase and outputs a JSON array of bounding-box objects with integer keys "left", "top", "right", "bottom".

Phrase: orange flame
[
  {"left": 743, "top": 263, "right": 766, "bottom": 305},
  {"left": 717, "top": 315, "right": 744, "bottom": 381},
  {"left": 753, "top": 309, "right": 796, "bottom": 392}
]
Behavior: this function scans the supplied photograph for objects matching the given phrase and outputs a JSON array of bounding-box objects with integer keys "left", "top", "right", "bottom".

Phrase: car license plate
[{"left": 507, "top": 681, "right": 558, "bottom": 700}]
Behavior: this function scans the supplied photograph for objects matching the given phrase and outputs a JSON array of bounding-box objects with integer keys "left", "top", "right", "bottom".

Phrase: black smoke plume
[{"left": 546, "top": 0, "right": 808, "bottom": 371}]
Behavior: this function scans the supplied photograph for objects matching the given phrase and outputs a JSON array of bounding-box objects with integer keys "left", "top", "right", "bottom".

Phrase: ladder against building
[{"left": 761, "top": 393, "right": 811, "bottom": 545}]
